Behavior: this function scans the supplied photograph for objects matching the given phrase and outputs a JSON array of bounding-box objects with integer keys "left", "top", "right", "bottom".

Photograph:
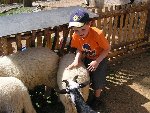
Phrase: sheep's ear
[
  {"left": 55, "top": 89, "right": 68, "bottom": 94},
  {"left": 73, "top": 75, "right": 79, "bottom": 83},
  {"left": 62, "top": 80, "right": 69, "bottom": 86},
  {"left": 79, "top": 80, "right": 90, "bottom": 88}
]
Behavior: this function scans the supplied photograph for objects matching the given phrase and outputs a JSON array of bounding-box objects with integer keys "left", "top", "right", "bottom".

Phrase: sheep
[
  {"left": 32, "top": 5, "right": 44, "bottom": 12},
  {"left": 0, "top": 77, "right": 36, "bottom": 113},
  {"left": 0, "top": 47, "right": 59, "bottom": 90},
  {"left": 57, "top": 53, "right": 90, "bottom": 113},
  {"left": 57, "top": 76, "right": 97, "bottom": 113}
]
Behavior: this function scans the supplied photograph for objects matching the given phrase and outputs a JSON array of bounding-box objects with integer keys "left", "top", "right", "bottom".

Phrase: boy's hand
[
  {"left": 66, "top": 60, "right": 79, "bottom": 69},
  {"left": 87, "top": 60, "right": 99, "bottom": 72}
]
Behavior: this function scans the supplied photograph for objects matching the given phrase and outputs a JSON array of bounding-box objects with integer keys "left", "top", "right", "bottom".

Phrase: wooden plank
[
  {"left": 138, "top": 41, "right": 148, "bottom": 47},
  {"left": 96, "top": 18, "right": 102, "bottom": 30},
  {"left": 132, "top": 12, "right": 138, "bottom": 41},
  {"left": 7, "top": 36, "right": 14, "bottom": 54},
  {"left": 24, "top": 31, "right": 31, "bottom": 48},
  {"left": 107, "top": 6, "right": 113, "bottom": 43},
  {"left": 95, "top": 4, "right": 103, "bottom": 29},
  {"left": 128, "top": 13, "right": 134, "bottom": 42},
  {"left": 112, "top": 16, "right": 118, "bottom": 45},
  {"left": 52, "top": 27, "right": 59, "bottom": 50},
  {"left": 55, "top": 28, "right": 60, "bottom": 50},
  {"left": 123, "top": 13, "right": 129, "bottom": 42},
  {"left": 107, "top": 16, "right": 112, "bottom": 43},
  {"left": 140, "top": 10, "right": 148, "bottom": 39},
  {"left": 0, "top": 38, "right": 3, "bottom": 55},
  {"left": 136, "top": 12, "right": 140, "bottom": 40},
  {"left": 111, "top": 37, "right": 148, "bottom": 49},
  {"left": 31, "top": 30, "right": 36, "bottom": 47},
  {"left": 37, "top": 30, "right": 43, "bottom": 47},
  {"left": 103, "top": 7, "right": 109, "bottom": 36},
  {"left": 25, "top": 36, "right": 30, "bottom": 48},
  {"left": 61, "top": 26, "right": 69, "bottom": 50},
  {"left": 43, "top": 29, "right": 48, "bottom": 47},
  {"left": 45, "top": 29, "right": 52, "bottom": 49},
  {"left": 67, "top": 28, "right": 74, "bottom": 52},
  {"left": 118, "top": 14, "right": 124, "bottom": 43},
  {"left": 1, "top": 37, "right": 9, "bottom": 55},
  {"left": 59, "top": 26, "right": 70, "bottom": 55},
  {"left": 138, "top": 11, "right": 144, "bottom": 39},
  {"left": 16, "top": 33, "right": 22, "bottom": 51},
  {"left": 103, "top": 17, "right": 107, "bottom": 36}
]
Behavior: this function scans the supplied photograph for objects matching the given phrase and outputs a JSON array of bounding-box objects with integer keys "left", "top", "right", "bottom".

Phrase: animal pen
[
  {"left": 0, "top": 1, "right": 149, "bottom": 112},
  {"left": 0, "top": 2, "right": 149, "bottom": 64}
]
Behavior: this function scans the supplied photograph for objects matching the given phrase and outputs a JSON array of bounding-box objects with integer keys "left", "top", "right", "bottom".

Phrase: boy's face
[{"left": 73, "top": 23, "right": 90, "bottom": 38}]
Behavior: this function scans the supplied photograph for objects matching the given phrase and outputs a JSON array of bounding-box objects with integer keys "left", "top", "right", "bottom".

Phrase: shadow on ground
[{"left": 104, "top": 51, "right": 150, "bottom": 113}]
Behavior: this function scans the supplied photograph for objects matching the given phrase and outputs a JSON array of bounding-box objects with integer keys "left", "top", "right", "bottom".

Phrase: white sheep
[
  {"left": 0, "top": 77, "right": 36, "bottom": 113},
  {"left": 57, "top": 78, "right": 97, "bottom": 113},
  {"left": 0, "top": 47, "right": 59, "bottom": 90},
  {"left": 57, "top": 53, "right": 90, "bottom": 113}
]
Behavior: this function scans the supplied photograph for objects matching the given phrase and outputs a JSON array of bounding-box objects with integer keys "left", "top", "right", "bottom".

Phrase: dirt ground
[{"left": 103, "top": 51, "right": 150, "bottom": 113}]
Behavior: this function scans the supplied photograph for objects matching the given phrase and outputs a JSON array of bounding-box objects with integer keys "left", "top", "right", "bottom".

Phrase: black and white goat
[{"left": 57, "top": 76, "right": 98, "bottom": 113}]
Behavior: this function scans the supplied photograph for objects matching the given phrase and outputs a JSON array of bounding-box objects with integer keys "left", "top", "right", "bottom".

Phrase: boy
[{"left": 66, "top": 9, "right": 111, "bottom": 110}]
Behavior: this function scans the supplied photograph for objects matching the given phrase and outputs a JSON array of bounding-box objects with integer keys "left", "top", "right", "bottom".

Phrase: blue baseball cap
[{"left": 69, "top": 9, "right": 90, "bottom": 28}]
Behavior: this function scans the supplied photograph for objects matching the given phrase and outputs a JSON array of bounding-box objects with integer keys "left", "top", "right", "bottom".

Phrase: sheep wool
[
  {"left": 0, "top": 77, "right": 36, "bottom": 113},
  {"left": 0, "top": 47, "right": 59, "bottom": 90},
  {"left": 57, "top": 53, "right": 90, "bottom": 113}
]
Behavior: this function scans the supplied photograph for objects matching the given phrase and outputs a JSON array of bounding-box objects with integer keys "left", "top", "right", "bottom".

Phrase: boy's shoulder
[{"left": 90, "top": 27, "right": 103, "bottom": 34}]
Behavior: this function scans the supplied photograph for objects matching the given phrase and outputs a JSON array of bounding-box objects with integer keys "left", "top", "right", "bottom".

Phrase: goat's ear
[
  {"left": 79, "top": 80, "right": 90, "bottom": 88},
  {"left": 55, "top": 89, "right": 68, "bottom": 94}
]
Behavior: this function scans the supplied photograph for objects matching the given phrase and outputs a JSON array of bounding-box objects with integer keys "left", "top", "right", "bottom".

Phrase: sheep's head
[
  {"left": 56, "top": 75, "right": 90, "bottom": 104},
  {"left": 56, "top": 75, "right": 90, "bottom": 94}
]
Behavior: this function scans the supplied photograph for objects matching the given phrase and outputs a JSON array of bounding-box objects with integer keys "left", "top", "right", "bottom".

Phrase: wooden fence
[
  {"left": 0, "top": 2, "right": 149, "bottom": 63},
  {"left": 90, "top": 2, "right": 149, "bottom": 62}
]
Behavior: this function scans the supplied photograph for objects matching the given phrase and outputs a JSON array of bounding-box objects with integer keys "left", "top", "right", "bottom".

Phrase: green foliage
[
  {"left": 0, "top": 7, "right": 33, "bottom": 16},
  {"left": 0, "top": 0, "right": 23, "bottom": 4}
]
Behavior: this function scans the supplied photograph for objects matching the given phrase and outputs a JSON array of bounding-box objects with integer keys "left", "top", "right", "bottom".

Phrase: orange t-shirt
[{"left": 71, "top": 27, "right": 110, "bottom": 60}]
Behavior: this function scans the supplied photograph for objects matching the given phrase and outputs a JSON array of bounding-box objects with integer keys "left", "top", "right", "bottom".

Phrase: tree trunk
[
  {"left": 87, "top": 0, "right": 104, "bottom": 8},
  {"left": 23, "top": 0, "right": 32, "bottom": 7},
  {"left": 89, "top": 0, "right": 96, "bottom": 7}
]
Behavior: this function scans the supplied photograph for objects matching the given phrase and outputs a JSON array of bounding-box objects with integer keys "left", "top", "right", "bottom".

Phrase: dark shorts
[{"left": 83, "top": 57, "right": 108, "bottom": 90}]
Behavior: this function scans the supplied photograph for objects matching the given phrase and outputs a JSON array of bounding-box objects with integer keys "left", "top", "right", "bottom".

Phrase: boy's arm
[
  {"left": 66, "top": 49, "right": 82, "bottom": 69},
  {"left": 95, "top": 30, "right": 111, "bottom": 64},
  {"left": 74, "top": 49, "right": 82, "bottom": 62},
  {"left": 96, "top": 45, "right": 111, "bottom": 63},
  {"left": 87, "top": 45, "right": 111, "bottom": 71}
]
